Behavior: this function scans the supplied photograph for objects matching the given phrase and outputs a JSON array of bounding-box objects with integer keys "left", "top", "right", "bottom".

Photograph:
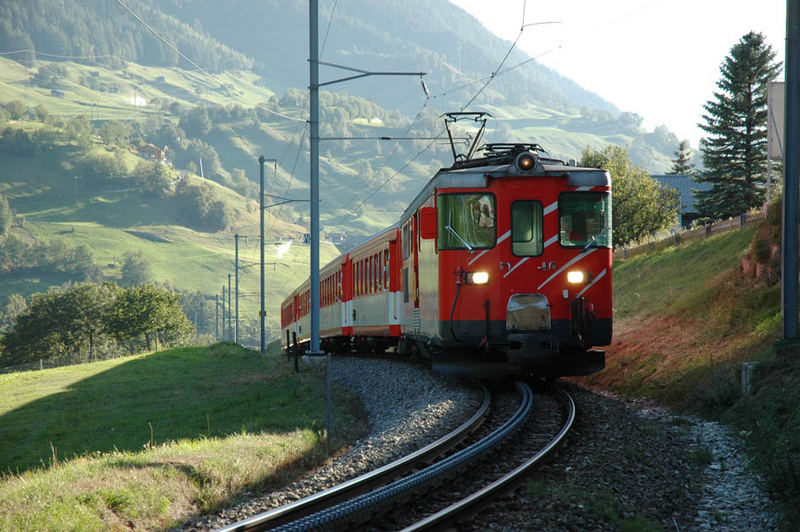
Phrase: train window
[
  {"left": 559, "top": 192, "right": 612, "bottom": 248},
  {"left": 511, "top": 201, "right": 544, "bottom": 256},
  {"left": 384, "top": 250, "right": 389, "bottom": 291},
  {"left": 402, "top": 223, "right": 410, "bottom": 259},
  {"left": 437, "top": 193, "right": 497, "bottom": 251}
]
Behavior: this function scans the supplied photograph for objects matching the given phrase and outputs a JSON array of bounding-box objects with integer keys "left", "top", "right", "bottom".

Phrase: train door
[
  {"left": 389, "top": 239, "right": 400, "bottom": 324},
  {"left": 412, "top": 213, "right": 420, "bottom": 309},
  {"left": 401, "top": 218, "right": 420, "bottom": 335}
]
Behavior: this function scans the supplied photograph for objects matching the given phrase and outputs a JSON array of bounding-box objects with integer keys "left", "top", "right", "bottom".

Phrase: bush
[
  {"left": 730, "top": 341, "right": 800, "bottom": 527},
  {"left": 766, "top": 194, "right": 782, "bottom": 226}
]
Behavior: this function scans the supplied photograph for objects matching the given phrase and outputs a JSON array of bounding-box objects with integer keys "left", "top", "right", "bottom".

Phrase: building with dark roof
[{"left": 651, "top": 174, "right": 711, "bottom": 228}]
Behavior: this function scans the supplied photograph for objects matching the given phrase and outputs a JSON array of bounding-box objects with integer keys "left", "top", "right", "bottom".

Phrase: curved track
[
  {"left": 399, "top": 383, "right": 575, "bottom": 531},
  {"left": 217, "top": 381, "right": 575, "bottom": 532},
  {"left": 216, "top": 384, "right": 491, "bottom": 532}
]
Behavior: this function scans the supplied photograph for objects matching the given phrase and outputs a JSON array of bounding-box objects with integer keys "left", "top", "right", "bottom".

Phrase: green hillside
[
  {"left": 0, "top": 0, "right": 688, "bottom": 346},
  {"left": 0, "top": 111, "right": 340, "bottom": 343}
]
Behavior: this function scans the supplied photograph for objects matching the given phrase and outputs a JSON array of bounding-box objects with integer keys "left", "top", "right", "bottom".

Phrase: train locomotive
[{"left": 281, "top": 113, "right": 612, "bottom": 377}]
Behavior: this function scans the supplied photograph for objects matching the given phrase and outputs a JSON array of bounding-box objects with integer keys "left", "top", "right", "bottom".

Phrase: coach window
[
  {"left": 384, "top": 250, "right": 389, "bottom": 291},
  {"left": 437, "top": 193, "right": 496, "bottom": 250},
  {"left": 511, "top": 200, "right": 544, "bottom": 256},
  {"left": 559, "top": 192, "right": 612, "bottom": 248},
  {"left": 402, "top": 222, "right": 411, "bottom": 260},
  {"left": 356, "top": 262, "right": 361, "bottom": 297}
]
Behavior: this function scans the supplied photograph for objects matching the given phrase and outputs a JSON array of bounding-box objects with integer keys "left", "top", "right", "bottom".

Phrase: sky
[{"left": 449, "top": 0, "right": 787, "bottom": 148}]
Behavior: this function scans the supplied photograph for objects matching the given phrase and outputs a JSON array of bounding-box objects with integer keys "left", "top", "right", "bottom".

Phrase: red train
[{"left": 281, "top": 114, "right": 611, "bottom": 377}]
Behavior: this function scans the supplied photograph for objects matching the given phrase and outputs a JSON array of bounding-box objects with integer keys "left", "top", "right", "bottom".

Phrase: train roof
[{"left": 400, "top": 145, "right": 611, "bottom": 223}]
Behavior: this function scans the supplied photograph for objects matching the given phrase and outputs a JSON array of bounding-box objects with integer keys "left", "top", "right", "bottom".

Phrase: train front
[{"left": 431, "top": 148, "right": 612, "bottom": 377}]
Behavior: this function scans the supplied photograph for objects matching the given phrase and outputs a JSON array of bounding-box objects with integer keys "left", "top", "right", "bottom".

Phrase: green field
[
  {"left": 0, "top": 344, "right": 367, "bottom": 530},
  {"left": 0, "top": 57, "right": 276, "bottom": 121}
]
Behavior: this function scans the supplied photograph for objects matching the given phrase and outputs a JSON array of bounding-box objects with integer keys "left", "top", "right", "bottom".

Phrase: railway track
[
  {"left": 217, "top": 380, "right": 575, "bottom": 531},
  {"left": 216, "top": 383, "right": 491, "bottom": 532}
]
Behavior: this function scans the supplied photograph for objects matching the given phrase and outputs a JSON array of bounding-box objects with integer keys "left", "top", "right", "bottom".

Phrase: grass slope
[
  {"left": 586, "top": 225, "right": 780, "bottom": 406},
  {"left": 0, "top": 57, "right": 275, "bottom": 121},
  {"left": 0, "top": 343, "right": 368, "bottom": 530}
]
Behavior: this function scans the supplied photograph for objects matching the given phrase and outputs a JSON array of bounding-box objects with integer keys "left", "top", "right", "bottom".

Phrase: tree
[
  {"left": 98, "top": 120, "right": 130, "bottom": 146},
  {"left": 695, "top": 32, "right": 781, "bottom": 220},
  {"left": 669, "top": 140, "right": 696, "bottom": 175},
  {"left": 120, "top": 251, "right": 153, "bottom": 286},
  {"left": 0, "top": 193, "right": 12, "bottom": 236},
  {"left": 34, "top": 104, "right": 49, "bottom": 123},
  {"left": 0, "top": 294, "right": 27, "bottom": 334},
  {"left": 0, "top": 285, "right": 110, "bottom": 364},
  {"left": 4, "top": 101, "right": 26, "bottom": 120},
  {"left": 179, "top": 105, "right": 212, "bottom": 137},
  {"left": 580, "top": 145, "right": 680, "bottom": 247},
  {"left": 64, "top": 115, "right": 92, "bottom": 148},
  {"left": 63, "top": 283, "right": 121, "bottom": 360},
  {"left": 108, "top": 285, "right": 193, "bottom": 352}
]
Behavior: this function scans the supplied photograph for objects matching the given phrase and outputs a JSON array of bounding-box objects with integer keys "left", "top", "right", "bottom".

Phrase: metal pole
[
  {"left": 784, "top": 0, "right": 800, "bottom": 339},
  {"left": 309, "top": 0, "right": 322, "bottom": 356},
  {"left": 215, "top": 293, "right": 219, "bottom": 341},
  {"left": 228, "top": 273, "right": 233, "bottom": 342},
  {"left": 326, "top": 352, "right": 332, "bottom": 439},
  {"left": 259, "top": 156, "right": 267, "bottom": 353},
  {"left": 235, "top": 233, "right": 240, "bottom": 344},
  {"left": 221, "top": 286, "right": 226, "bottom": 341}
]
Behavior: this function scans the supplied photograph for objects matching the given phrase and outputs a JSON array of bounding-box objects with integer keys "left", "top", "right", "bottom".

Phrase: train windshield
[
  {"left": 559, "top": 192, "right": 612, "bottom": 248},
  {"left": 437, "top": 193, "right": 497, "bottom": 250}
]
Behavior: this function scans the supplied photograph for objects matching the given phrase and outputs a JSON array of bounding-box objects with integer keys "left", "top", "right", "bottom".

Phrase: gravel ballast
[{"left": 183, "top": 357, "right": 778, "bottom": 531}]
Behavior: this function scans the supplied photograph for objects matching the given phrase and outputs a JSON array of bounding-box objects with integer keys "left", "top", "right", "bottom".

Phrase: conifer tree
[
  {"left": 695, "top": 32, "right": 781, "bottom": 220},
  {"left": 669, "top": 140, "right": 696, "bottom": 175}
]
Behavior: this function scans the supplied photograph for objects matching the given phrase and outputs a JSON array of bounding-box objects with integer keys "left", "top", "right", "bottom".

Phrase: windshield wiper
[
  {"left": 583, "top": 235, "right": 597, "bottom": 251},
  {"left": 446, "top": 212, "right": 474, "bottom": 252}
]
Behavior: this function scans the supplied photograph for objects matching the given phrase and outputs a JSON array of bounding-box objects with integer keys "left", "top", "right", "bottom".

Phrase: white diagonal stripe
[
  {"left": 502, "top": 257, "right": 529, "bottom": 278},
  {"left": 577, "top": 268, "right": 607, "bottom": 297},
  {"left": 468, "top": 229, "right": 511, "bottom": 265},
  {"left": 543, "top": 202, "right": 557, "bottom": 215},
  {"left": 537, "top": 248, "right": 598, "bottom": 290},
  {"left": 544, "top": 235, "right": 558, "bottom": 248}
]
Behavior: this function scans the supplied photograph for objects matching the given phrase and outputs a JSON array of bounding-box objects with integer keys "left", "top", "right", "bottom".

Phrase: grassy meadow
[{"left": 0, "top": 343, "right": 368, "bottom": 530}]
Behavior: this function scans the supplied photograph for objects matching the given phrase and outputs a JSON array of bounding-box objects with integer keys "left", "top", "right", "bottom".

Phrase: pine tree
[
  {"left": 669, "top": 140, "right": 696, "bottom": 175},
  {"left": 695, "top": 32, "right": 782, "bottom": 220}
]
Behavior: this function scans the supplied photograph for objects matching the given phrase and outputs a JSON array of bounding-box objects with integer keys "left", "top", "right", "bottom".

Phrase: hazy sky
[{"left": 449, "top": 0, "right": 786, "bottom": 147}]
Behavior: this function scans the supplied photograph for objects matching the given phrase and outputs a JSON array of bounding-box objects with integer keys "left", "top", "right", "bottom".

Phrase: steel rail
[
  {"left": 216, "top": 384, "right": 491, "bottom": 532},
  {"left": 259, "top": 382, "right": 533, "bottom": 532},
  {"left": 400, "top": 384, "right": 576, "bottom": 531}
]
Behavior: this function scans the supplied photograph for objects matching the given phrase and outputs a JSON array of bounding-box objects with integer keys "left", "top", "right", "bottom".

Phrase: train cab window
[
  {"left": 437, "top": 193, "right": 497, "bottom": 251},
  {"left": 511, "top": 201, "right": 544, "bottom": 256},
  {"left": 559, "top": 192, "right": 612, "bottom": 248}
]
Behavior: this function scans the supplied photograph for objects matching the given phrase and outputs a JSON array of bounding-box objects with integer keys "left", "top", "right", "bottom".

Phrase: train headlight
[
  {"left": 567, "top": 270, "right": 590, "bottom": 284},
  {"left": 466, "top": 271, "right": 489, "bottom": 284},
  {"left": 514, "top": 152, "right": 538, "bottom": 173}
]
